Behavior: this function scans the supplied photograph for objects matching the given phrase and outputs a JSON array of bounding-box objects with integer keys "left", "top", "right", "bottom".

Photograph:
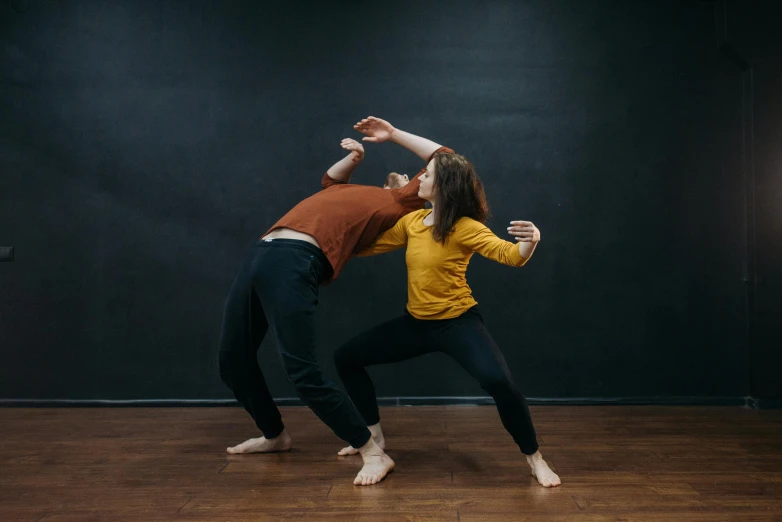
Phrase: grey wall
[{"left": 1, "top": 0, "right": 778, "bottom": 404}]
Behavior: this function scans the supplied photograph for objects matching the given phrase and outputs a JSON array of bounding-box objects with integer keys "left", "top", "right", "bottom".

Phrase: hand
[
  {"left": 341, "top": 138, "right": 365, "bottom": 163},
  {"left": 507, "top": 221, "right": 540, "bottom": 243},
  {"left": 354, "top": 116, "right": 396, "bottom": 143}
]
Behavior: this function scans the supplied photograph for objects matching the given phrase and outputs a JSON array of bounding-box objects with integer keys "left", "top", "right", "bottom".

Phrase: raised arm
[
  {"left": 354, "top": 116, "right": 442, "bottom": 162},
  {"left": 325, "top": 138, "right": 365, "bottom": 183}
]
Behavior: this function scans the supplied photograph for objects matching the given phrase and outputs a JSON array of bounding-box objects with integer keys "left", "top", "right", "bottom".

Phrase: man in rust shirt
[{"left": 218, "top": 116, "right": 453, "bottom": 486}]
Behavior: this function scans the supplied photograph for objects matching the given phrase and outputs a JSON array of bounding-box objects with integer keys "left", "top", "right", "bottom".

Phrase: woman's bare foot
[
  {"left": 226, "top": 429, "right": 292, "bottom": 454},
  {"left": 526, "top": 451, "right": 561, "bottom": 487},
  {"left": 354, "top": 437, "right": 394, "bottom": 486},
  {"left": 338, "top": 423, "right": 385, "bottom": 456}
]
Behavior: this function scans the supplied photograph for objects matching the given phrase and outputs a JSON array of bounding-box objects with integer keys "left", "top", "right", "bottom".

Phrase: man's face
[{"left": 383, "top": 172, "right": 410, "bottom": 189}]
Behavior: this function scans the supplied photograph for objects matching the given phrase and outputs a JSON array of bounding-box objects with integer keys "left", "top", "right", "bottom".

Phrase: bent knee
[
  {"left": 333, "top": 346, "right": 353, "bottom": 369},
  {"left": 480, "top": 375, "right": 515, "bottom": 395},
  {"left": 218, "top": 351, "right": 240, "bottom": 387},
  {"left": 288, "top": 370, "right": 332, "bottom": 403},
  {"left": 282, "top": 357, "right": 325, "bottom": 389}
]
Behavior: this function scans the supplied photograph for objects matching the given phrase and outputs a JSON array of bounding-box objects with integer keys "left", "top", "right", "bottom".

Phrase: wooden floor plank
[{"left": 0, "top": 405, "right": 780, "bottom": 520}]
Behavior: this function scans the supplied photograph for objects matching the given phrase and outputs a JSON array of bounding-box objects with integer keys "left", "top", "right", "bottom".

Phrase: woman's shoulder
[
  {"left": 446, "top": 217, "right": 490, "bottom": 246},
  {"left": 453, "top": 216, "right": 487, "bottom": 232}
]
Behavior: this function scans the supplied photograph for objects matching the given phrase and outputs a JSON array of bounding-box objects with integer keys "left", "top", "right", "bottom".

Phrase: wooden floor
[{"left": 1, "top": 406, "right": 781, "bottom": 521}]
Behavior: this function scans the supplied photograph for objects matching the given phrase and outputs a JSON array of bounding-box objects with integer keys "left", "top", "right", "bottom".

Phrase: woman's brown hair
[{"left": 430, "top": 153, "right": 490, "bottom": 244}]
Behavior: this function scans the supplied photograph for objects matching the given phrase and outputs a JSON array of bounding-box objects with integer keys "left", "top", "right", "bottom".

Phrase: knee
[
  {"left": 333, "top": 346, "right": 352, "bottom": 372},
  {"left": 288, "top": 368, "right": 328, "bottom": 400},
  {"left": 218, "top": 351, "right": 239, "bottom": 388},
  {"left": 281, "top": 356, "right": 324, "bottom": 390},
  {"left": 480, "top": 374, "right": 514, "bottom": 396},
  {"left": 333, "top": 341, "right": 366, "bottom": 374}
]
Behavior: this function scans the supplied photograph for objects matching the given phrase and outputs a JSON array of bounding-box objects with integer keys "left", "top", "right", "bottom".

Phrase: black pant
[
  {"left": 334, "top": 306, "right": 539, "bottom": 455},
  {"left": 218, "top": 239, "right": 371, "bottom": 449}
]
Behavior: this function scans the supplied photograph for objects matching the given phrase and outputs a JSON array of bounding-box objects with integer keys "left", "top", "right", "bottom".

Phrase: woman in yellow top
[{"left": 334, "top": 120, "right": 560, "bottom": 487}]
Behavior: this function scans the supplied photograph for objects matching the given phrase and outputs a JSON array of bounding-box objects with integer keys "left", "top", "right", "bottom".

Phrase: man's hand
[
  {"left": 342, "top": 138, "right": 365, "bottom": 163},
  {"left": 354, "top": 116, "right": 396, "bottom": 143},
  {"left": 507, "top": 221, "right": 541, "bottom": 243},
  {"left": 326, "top": 138, "right": 365, "bottom": 182}
]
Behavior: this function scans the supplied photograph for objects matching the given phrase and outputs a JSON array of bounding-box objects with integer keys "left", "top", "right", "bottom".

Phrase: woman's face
[{"left": 417, "top": 160, "right": 436, "bottom": 201}]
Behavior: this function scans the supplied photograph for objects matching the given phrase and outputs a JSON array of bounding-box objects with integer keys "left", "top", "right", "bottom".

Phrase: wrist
[{"left": 388, "top": 127, "right": 401, "bottom": 143}]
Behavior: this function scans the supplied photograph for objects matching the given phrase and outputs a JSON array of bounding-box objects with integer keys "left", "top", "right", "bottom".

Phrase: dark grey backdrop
[{"left": 1, "top": 0, "right": 779, "bottom": 405}]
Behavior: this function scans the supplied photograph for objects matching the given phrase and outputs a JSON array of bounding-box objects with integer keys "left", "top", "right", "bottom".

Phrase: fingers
[
  {"left": 507, "top": 225, "right": 534, "bottom": 231},
  {"left": 353, "top": 117, "right": 382, "bottom": 132},
  {"left": 341, "top": 138, "right": 364, "bottom": 152},
  {"left": 508, "top": 221, "right": 535, "bottom": 232},
  {"left": 508, "top": 220, "right": 538, "bottom": 242},
  {"left": 354, "top": 118, "right": 374, "bottom": 131}
]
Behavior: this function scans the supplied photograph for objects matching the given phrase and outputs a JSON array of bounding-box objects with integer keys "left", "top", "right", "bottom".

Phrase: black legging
[
  {"left": 334, "top": 306, "right": 539, "bottom": 455},
  {"left": 218, "top": 239, "right": 371, "bottom": 449}
]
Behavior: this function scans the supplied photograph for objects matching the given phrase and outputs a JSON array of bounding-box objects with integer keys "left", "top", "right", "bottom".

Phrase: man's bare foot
[
  {"left": 226, "top": 429, "right": 292, "bottom": 454},
  {"left": 526, "top": 451, "right": 561, "bottom": 487},
  {"left": 338, "top": 423, "right": 385, "bottom": 456},
  {"left": 354, "top": 437, "right": 395, "bottom": 486}
]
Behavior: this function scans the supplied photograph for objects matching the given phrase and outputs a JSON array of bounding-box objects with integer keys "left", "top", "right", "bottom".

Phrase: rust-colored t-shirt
[{"left": 263, "top": 146, "right": 454, "bottom": 283}]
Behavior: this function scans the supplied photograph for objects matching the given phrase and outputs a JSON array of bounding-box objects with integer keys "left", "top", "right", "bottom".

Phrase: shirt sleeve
[
  {"left": 395, "top": 146, "right": 455, "bottom": 205},
  {"left": 357, "top": 214, "right": 412, "bottom": 257},
  {"left": 322, "top": 172, "right": 347, "bottom": 190},
  {"left": 457, "top": 219, "right": 527, "bottom": 267}
]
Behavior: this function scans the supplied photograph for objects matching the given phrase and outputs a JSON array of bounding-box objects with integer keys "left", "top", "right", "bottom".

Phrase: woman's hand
[
  {"left": 341, "top": 138, "right": 365, "bottom": 163},
  {"left": 354, "top": 116, "right": 396, "bottom": 143},
  {"left": 507, "top": 221, "right": 540, "bottom": 243}
]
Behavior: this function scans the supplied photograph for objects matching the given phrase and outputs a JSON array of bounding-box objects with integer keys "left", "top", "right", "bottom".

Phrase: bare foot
[
  {"left": 338, "top": 423, "right": 385, "bottom": 456},
  {"left": 526, "top": 451, "right": 561, "bottom": 487},
  {"left": 354, "top": 437, "right": 395, "bottom": 486},
  {"left": 226, "top": 429, "right": 292, "bottom": 454}
]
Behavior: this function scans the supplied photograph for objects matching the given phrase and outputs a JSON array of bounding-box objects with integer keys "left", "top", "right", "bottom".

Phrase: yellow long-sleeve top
[{"left": 358, "top": 209, "right": 529, "bottom": 320}]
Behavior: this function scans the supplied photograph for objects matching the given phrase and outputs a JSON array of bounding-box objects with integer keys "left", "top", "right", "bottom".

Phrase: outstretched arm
[
  {"left": 326, "top": 138, "right": 365, "bottom": 183},
  {"left": 458, "top": 220, "right": 541, "bottom": 267},
  {"left": 354, "top": 116, "right": 442, "bottom": 162}
]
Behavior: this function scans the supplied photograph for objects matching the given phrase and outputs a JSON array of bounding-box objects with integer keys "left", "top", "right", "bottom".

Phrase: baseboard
[
  {"left": 0, "top": 395, "right": 760, "bottom": 408},
  {"left": 748, "top": 397, "right": 782, "bottom": 410}
]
